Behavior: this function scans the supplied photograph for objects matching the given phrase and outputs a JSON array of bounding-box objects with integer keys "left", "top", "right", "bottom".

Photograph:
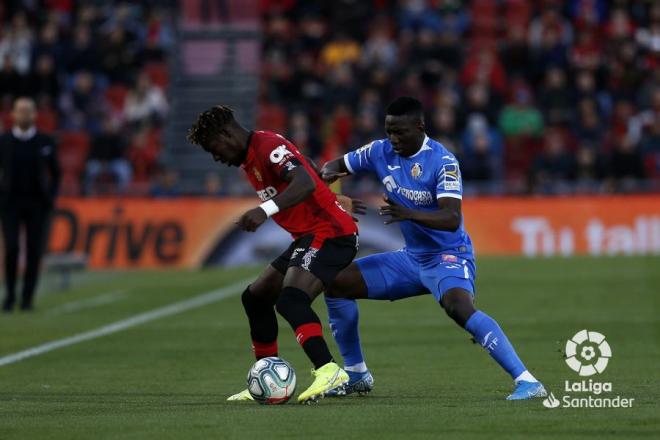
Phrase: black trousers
[{"left": 1, "top": 201, "right": 51, "bottom": 308}]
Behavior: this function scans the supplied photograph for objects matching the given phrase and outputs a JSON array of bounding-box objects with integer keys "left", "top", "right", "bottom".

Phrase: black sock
[
  {"left": 275, "top": 286, "right": 333, "bottom": 369},
  {"left": 241, "top": 287, "right": 278, "bottom": 359}
]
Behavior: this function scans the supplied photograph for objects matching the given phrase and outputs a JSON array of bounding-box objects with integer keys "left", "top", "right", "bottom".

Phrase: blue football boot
[
  {"left": 325, "top": 370, "right": 374, "bottom": 397},
  {"left": 506, "top": 381, "right": 547, "bottom": 400}
]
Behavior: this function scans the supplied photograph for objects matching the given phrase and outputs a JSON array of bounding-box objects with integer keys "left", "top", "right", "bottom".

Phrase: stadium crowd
[
  {"left": 0, "top": 1, "right": 173, "bottom": 195},
  {"left": 0, "top": 1, "right": 658, "bottom": 196},
  {"left": 258, "top": 0, "right": 660, "bottom": 195}
]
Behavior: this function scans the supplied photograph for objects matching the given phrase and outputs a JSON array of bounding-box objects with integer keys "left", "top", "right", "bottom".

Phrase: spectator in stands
[
  {"left": 461, "top": 115, "right": 503, "bottom": 183},
  {"left": 128, "top": 124, "right": 160, "bottom": 184},
  {"left": 59, "top": 70, "right": 103, "bottom": 132},
  {"left": 460, "top": 83, "right": 499, "bottom": 128},
  {"left": 538, "top": 67, "right": 574, "bottom": 125},
  {"left": 66, "top": 25, "right": 100, "bottom": 73},
  {"left": 460, "top": 48, "right": 507, "bottom": 96},
  {"left": 574, "top": 143, "right": 607, "bottom": 193},
  {"left": 0, "top": 12, "right": 33, "bottom": 75},
  {"left": 100, "top": 27, "right": 135, "bottom": 84},
  {"left": 398, "top": 0, "right": 442, "bottom": 33},
  {"left": 608, "top": 135, "right": 645, "bottom": 191},
  {"left": 361, "top": 25, "right": 398, "bottom": 71},
  {"left": 498, "top": 83, "right": 544, "bottom": 138},
  {"left": 287, "top": 111, "right": 322, "bottom": 159},
  {"left": 574, "top": 102, "right": 604, "bottom": 145},
  {"left": 500, "top": 25, "right": 531, "bottom": 80},
  {"left": 427, "top": 106, "right": 459, "bottom": 153},
  {"left": 0, "top": 56, "right": 26, "bottom": 98},
  {"left": 84, "top": 118, "right": 131, "bottom": 194},
  {"left": 124, "top": 72, "right": 168, "bottom": 126},
  {"left": 33, "top": 22, "right": 65, "bottom": 66},
  {"left": 528, "top": 7, "right": 573, "bottom": 50},
  {"left": 203, "top": 172, "right": 224, "bottom": 197},
  {"left": 31, "top": 54, "right": 60, "bottom": 100},
  {"left": 531, "top": 127, "right": 576, "bottom": 193},
  {"left": 150, "top": 168, "right": 180, "bottom": 198},
  {"left": 320, "top": 32, "right": 361, "bottom": 67}
]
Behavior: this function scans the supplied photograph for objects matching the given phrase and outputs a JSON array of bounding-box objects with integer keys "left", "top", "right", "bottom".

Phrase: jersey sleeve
[
  {"left": 435, "top": 156, "right": 463, "bottom": 200},
  {"left": 259, "top": 136, "right": 303, "bottom": 180},
  {"left": 343, "top": 140, "right": 379, "bottom": 174}
]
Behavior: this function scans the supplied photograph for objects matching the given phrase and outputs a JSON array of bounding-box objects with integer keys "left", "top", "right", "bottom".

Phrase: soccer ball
[{"left": 247, "top": 357, "right": 296, "bottom": 404}]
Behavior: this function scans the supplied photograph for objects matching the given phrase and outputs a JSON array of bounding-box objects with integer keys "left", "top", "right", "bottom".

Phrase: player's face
[
  {"left": 12, "top": 98, "right": 37, "bottom": 129},
  {"left": 385, "top": 115, "right": 424, "bottom": 157},
  {"left": 205, "top": 132, "right": 243, "bottom": 167}
]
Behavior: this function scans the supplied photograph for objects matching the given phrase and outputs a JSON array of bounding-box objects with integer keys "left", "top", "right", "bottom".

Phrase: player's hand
[
  {"left": 336, "top": 195, "right": 367, "bottom": 222},
  {"left": 235, "top": 207, "right": 268, "bottom": 232},
  {"left": 320, "top": 163, "right": 348, "bottom": 183},
  {"left": 379, "top": 195, "right": 413, "bottom": 224}
]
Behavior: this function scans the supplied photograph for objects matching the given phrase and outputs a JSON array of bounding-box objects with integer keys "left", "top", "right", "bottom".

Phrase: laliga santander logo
[
  {"left": 542, "top": 330, "right": 633, "bottom": 409},
  {"left": 564, "top": 329, "right": 612, "bottom": 376}
]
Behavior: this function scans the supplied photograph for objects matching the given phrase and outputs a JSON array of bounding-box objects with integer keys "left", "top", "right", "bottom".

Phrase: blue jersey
[{"left": 344, "top": 135, "right": 473, "bottom": 257}]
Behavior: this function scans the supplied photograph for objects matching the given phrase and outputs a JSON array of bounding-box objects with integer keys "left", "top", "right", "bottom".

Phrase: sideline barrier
[{"left": 47, "top": 196, "right": 660, "bottom": 269}]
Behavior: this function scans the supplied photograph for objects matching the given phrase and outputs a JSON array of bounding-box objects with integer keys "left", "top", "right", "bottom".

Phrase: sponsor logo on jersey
[
  {"left": 256, "top": 186, "right": 278, "bottom": 201},
  {"left": 411, "top": 162, "right": 423, "bottom": 178},
  {"left": 382, "top": 175, "right": 434, "bottom": 206},
  {"left": 269, "top": 145, "right": 294, "bottom": 164}
]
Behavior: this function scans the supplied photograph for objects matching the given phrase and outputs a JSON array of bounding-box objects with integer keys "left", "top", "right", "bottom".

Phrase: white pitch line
[
  {"left": 0, "top": 278, "right": 250, "bottom": 367},
  {"left": 47, "top": 290, "right": 127, "bottom": 316}
]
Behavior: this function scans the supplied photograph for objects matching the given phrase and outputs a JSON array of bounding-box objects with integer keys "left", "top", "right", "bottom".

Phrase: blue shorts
[{"left": 355, "top": 249, "right": 476, "bottom": 303}]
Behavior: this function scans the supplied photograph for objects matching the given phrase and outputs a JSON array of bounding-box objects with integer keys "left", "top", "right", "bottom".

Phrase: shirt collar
[
  {"left": 12, "top": 126, "right": 37, "bottom": 141},
  {"left": 408, "top": 134, "right": 430, "bottom": 158}
]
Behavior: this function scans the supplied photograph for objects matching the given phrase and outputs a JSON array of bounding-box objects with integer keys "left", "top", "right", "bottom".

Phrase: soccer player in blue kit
[{"left": 320, "top": 97, "right": 547, "bottom": 400}]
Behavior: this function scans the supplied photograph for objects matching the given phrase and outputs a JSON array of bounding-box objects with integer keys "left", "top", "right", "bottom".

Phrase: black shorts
[{"left": 270, "top": 233, "right": 358, "bottom": 286}]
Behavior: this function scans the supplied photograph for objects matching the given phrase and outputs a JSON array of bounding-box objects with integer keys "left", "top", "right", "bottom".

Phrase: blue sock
[
  {"left": 324, "top": 297, "right": 365, "bottom": 368},
  {"left": 464, "top": 310, "right": 526, "bottom": 380}
]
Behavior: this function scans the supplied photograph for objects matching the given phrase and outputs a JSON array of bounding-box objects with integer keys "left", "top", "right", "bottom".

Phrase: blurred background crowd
[
  {"left": 0, "top": 0, "right": 173, "bottom": 196},
  {"left": 259, "top": 0, "right": 660, "bottom": 195},
  {"left": 1, "top": 0, "right": 659, "bottom": 196}
]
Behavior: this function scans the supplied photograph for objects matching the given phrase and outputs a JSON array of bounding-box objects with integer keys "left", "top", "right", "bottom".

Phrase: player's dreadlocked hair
[{"left": 187, "top": 105, "right": 235, "bottom": 147}]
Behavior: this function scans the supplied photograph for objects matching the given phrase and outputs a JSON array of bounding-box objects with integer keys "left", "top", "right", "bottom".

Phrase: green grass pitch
[{"left": 1, "top": 257, "right": 659, "bottom": 439}]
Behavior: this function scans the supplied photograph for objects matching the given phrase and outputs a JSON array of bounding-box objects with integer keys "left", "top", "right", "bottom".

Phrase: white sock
[
  {"left": 344, "top": 362, "right": 368, "bottom": 373},
  {"left": 514, "top": 370, "right": 538, "bottom": 384}
]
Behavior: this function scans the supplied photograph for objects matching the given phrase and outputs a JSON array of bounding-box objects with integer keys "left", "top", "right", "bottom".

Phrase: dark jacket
[{"left": 0, "top": 130, "right": 61, "bottom": 208}]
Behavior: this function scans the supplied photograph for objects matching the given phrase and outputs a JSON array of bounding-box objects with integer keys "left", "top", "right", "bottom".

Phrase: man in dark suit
[{"left": 0, "top": 97, "right": 60, "bottom": 312}]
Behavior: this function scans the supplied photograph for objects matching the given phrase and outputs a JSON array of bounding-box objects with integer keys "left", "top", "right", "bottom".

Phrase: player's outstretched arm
[
  {"left": 320, "top": 158, "right": 349, "bottom": 184},
  {"left": 379, "top": 196, "right": 461, "bottom": 231},
  {"left": 235, "top": 166, "right": 316, "bottom": 232}
]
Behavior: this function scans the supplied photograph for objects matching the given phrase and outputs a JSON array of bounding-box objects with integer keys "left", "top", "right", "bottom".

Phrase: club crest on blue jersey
[{"left": 411, "top": 162, "right": 422, "bottom": 178}]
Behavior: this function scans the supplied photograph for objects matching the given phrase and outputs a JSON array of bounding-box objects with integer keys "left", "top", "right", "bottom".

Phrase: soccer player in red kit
[{"left": 187, "top": 106, "right": 358, "bottom": 403}]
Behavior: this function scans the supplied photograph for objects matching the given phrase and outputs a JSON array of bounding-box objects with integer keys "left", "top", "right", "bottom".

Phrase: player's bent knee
[{"left": 441, "top": 288, "right": 476, "bottom": 326}]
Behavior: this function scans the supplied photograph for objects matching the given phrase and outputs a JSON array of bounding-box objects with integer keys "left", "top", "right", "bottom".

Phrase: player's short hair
[
  {"left": 386, "top": 96, "right": 423, "bottom": 118},
  {"left": 187, "top": 105, "right": 235, "bottom": 147}
]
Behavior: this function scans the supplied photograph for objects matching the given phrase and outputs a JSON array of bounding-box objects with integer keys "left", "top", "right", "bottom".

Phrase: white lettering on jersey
[
  {"left": 269, "top": 145, "right": 294, "bottom": 164},
  {"left": 382, "top": 175, "right": 433, "bottom": 206},
  {"left": 256, "top": 186, "right": 278, "bottom": 201},
  {"left": 382, "top": 175, "right": 398, "bottom": 192}
]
